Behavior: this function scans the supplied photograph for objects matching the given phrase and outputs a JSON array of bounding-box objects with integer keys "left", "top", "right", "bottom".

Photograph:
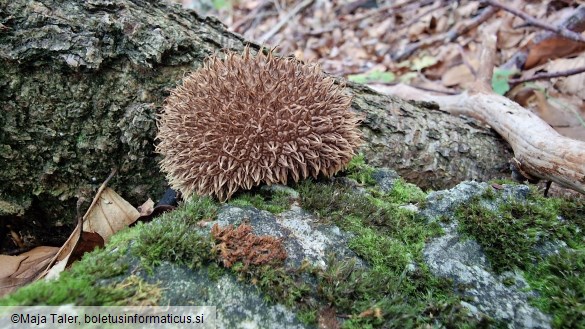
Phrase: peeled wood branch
[
  {"left": 391, "top": 28, "right": 585, "bottom": 195},
  {"left": 387, "top": 84, "right": 585, "bottom": 194}
]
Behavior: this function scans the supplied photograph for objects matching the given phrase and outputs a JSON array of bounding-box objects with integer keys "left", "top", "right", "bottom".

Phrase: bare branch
[
  {"left": 484, "top": 0, "right": 585, "bottom": 44},
  {"left": 509, "top": 66, "right": 585, "bottom": 86},
  {"left": 258, "top": 0, "right": 314, "bottom": 44}
]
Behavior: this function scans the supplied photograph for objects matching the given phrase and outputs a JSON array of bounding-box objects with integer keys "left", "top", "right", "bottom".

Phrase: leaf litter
[
  {"left": 193, "top": 0, "right": 585, "bottom": 140},
  {"left": 0, "top": 172, "right": 146, "bottom": 297}
]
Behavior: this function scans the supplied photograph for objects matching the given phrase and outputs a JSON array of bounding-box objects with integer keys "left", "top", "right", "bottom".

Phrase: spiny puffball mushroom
[{"left": 156, "top": 48, "right": 362, "bottom": 201}]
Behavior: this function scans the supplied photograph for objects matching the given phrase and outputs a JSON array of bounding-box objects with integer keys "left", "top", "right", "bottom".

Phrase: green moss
[
  {"left": 133, "top": 196, "right": 219, "bottom": 271},
  {"left": 455, "top": 190, "right": 579, "bottom": 273},
  {"left": 344, "top": 154, "right": 427, "bottom": 204},
  {"left": 0, "top": 228, "right": 158, "bottom": 306},
  {"left": 228, "top": 189, "right": 292, "bottom": 214},
  {"left": 296, "top": 309, "right": 317, "bottom": 325},
  {"left": 180, "top": 195, "right": 220, "bottom": 221},
  {"left": 344, "top": 154, "right": 376, "bottom": 186},
  {"left": 451, "top": 186, "right": 585, "bottom": 328},
  {"left": 488, "top": 178, "right": 520, "bottom": 185},
  {"left": 291, "top": 179, "right": 480, "bottom": 327},
  {"left": 206, "top": 262, "right": 226, "bottom": 281},
  {"left": 382, "top": 178, "right": 427, "bottom": 205},
  {"left": 502, "top": 276, "right": 515, "bottom": 287},
  {"left": 525, "top": 249, "right": 585, "bottom": 328}
]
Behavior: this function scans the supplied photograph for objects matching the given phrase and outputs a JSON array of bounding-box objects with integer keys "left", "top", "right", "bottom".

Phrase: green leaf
[
  {"left": 492, "top": 68, "right": 517, "bottom": 95},
  {"left": 411, "top": 56, "right": 438, "bottom": 71},
  {"left": 212, "top": 0, "right": 229, "bottom": 10},
  {"left": 399, "top": 72, "right": 418, "bottom": 83},
  {"left": 348, "top": 70, "right": 395, "bottom": 84}
]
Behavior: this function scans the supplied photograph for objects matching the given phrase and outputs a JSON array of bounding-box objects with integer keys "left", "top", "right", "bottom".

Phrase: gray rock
[
  {"left": 422, "top": 183, "right": 552, "bottom": 329},
  {"left": 5, "top": 169, "right": 570, "bottom": 328},
  {"left": 420, "top": 181, "right": 489, "bottom": 221},
  {"left": 215, "top": 205, "right": 359, "bottom": 268},
  {"left": 144, "top": 263, "right": 308, "bottom": 329},
  {"left": 371, "top": 168, "right": 400, "bottom": 192}
]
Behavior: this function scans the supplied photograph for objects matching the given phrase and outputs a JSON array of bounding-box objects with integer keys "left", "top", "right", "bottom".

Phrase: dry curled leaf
[{"left": 0, "top": 246, "right": 58, "bottom": 297}]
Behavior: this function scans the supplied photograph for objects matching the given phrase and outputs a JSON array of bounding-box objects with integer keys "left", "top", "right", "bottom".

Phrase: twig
[
  {"left": 304, "top": 25, "right": 338, "bottom": 36},
  {"left": 346, "top": 0, "right": 427, "bottom": 24},
  {"left": 509, "top": 66, "right": 585, "bottom": 86},
  {"left": 305, "top": 0, "right": 434, "bottom": 37},
  {"left": 501, "top": 5, "right": 585, "bottom": 70},
  {"left": 457, "top": 44, "right": 477, "bottom": 77},
  {"left": 393, "top": 6, "right": 497, "bottom": 61},
  {"left": 474, "top": 26, "right": 498, "bottom": 93},
  {"left": 75, "top": 197, "right": 86, "bottom": 240},
  {"left": 446, "top": 6, "right": 498, "bottom": 42},
  {"left": 400, "top": 0, "right": 446, "bottom": 30},
  {"left": 81, "top": 168, "right": 118, "bottom": 223},
  {"left": 409, "top": 84, "right": 461, "bottom": 95},
  {"left": 484, "top": 0, "right": 585, "bottom": 44},
  {"left": 258, "top": 0, "right": 314, "bottom": 44},
  {"left": 232, "top": 1, "right": 274, "bottom": 32}
]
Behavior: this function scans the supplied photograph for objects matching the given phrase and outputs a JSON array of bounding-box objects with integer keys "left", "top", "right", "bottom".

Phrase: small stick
[
  {"left": 509, "top": 66, "right": 585, "bottom": 86},
  {"left": 501, "top": 5, "right": 585, "bottom": 70},
  {"left": 75, "top": 197, "right": 86, "bottom": 240},
  {"left": 484, "top": 0, "right": 585, "bottom": 44},
  {"left": 473, "top": 26, "right": 498, "bottom": 93},
  {"left": 258, "top": 0, "right": 314, "bottom": 44},
  {"left": 396, "top": 0, "right": 441, "bottom": 30},
  {"left": 345, "top": 0, "right": 420, "bottom": 24},
  {"left": 408, "top": 84, "right": 461, "bottom": 95},
  {"left": 393, "top": 6, "right": 497, "bottom": 61},
  {"left": 81, "top": 168, "right": 118, "bottom": 224},
  {"left": 544, "top": 181, "right": 553, "bottom": 197}
]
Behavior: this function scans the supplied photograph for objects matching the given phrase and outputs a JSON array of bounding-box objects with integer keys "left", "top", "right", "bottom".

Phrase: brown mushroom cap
[{"left": 156, "top": 48, "right": 362, "bottom": 201}]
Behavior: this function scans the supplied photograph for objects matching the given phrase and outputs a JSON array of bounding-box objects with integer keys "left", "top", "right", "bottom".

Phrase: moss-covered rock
[{"left": 2, "top": 159, "right": 583, "bottom": 328}]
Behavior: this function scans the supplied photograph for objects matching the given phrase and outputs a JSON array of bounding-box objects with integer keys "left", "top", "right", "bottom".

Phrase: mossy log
[{"left": 0, "top": 0, "right": 512, "bottom": 225}]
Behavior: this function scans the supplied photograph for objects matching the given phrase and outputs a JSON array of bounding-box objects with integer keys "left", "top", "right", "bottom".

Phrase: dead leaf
[
  {"left": 69, "top": 232, "right": 104, "bottom": 263},
  {"left": 134, "top": 205, "right": 175, "bottom": 224},
  {"left": 0, "top": 246, "right": 58, "bottom": 297},
  {"left": 497, "top": 16, "right": 526, "bottom": 50},
  {"left": 138, "top": 198, "right": 155, "bottom": 216},
  {"left": 442, "top": 62, "right": 476, "bottom": 87},
  {"left": 547, "top": 56, "right": 585, "bottom": 99},
  {"left": 525, "top": 37, "right": 585, "bottom": 69},
  {"left": 82, "top": 187, "right": 140, "bottom": 243},
  {"left": 38, "top": 185, "right": 138, "bottom": 281}
]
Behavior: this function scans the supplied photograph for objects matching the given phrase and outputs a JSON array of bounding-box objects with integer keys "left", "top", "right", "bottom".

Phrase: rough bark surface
[
  {"left": 0, "top": 0, "right": 512, "bottom": 225},
  {"left": 349, "top": 83, "right": 512, "bottom": 189}
]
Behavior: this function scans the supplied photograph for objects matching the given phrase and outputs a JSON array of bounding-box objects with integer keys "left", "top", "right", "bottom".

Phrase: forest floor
[{"left": 191, "top": 0, "right": 585, "bottom": 141}]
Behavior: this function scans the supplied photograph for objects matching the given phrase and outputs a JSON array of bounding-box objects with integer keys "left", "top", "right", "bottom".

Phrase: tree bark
[{"left": 0, "top": 0, "right": 512, "bottom": 224}]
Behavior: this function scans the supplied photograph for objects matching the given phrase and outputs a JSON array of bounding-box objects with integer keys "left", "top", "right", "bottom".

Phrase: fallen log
[{"left": 0, "top": 0, "right": 512, "bottom": 227}]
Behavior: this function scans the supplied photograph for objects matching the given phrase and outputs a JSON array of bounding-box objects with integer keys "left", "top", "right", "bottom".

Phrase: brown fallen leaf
[
  {"left": 0, "top": 246, "right": 59, "bottom": 297},
  {"left": 442, "top": 62, "right": 476, "bottom": 87},
  {"left": 524, "top": 36, "right": 585, "bottom": 69},
  {"left": 82, "top": 187, "right": 140, "bottom": 242},
  {"left": 69, "top": 232, "right": 104, "bottom": 264},
  {"left": 318, "top": 306, "right": 340, "bottom": 329},
  {"left": 137, "top": 198, "right": 155, "bottom": 217},
  {"left": 36, "top": 173, "right": 139, "bottom": 281},
  {"left": 134, "top": 204, "right": 175, "bottom": 224}
]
